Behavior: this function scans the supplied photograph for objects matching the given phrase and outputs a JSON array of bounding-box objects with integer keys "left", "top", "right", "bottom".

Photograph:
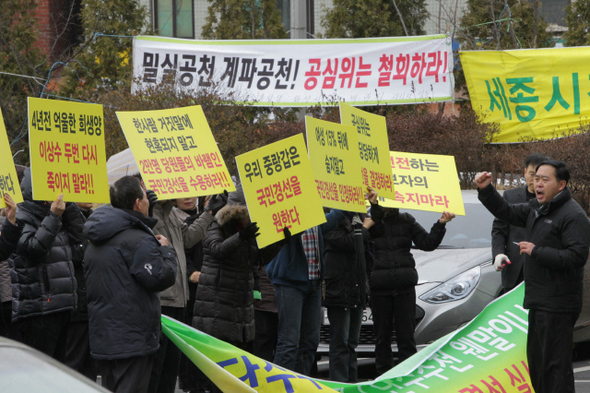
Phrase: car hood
[{"left": 413, "top": 247, "right": 492, "bottom": 284}]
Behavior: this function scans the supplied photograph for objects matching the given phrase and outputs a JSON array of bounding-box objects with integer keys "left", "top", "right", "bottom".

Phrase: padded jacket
[
  {"left": 479, "top": 184, "right": 590, "bottom": 313},
  {"left": 84, "top": 205, "right": 177, "bottom": 360},
  {"left": 10, "top": 168, "right": 82, "bottom": 322},
  {"left": 193, "top": 204, "right": 258, "bottom": 344},
  {"left": 368, "top": 211, "right": 446, "bottom": 295},
  {"left": 323, "top": 214, "right": 369, "bottom": 308}
]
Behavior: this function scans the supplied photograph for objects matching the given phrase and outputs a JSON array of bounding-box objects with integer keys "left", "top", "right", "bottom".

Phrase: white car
[{"left": 0, "top": 336, "right": 110, "bottom": 392}]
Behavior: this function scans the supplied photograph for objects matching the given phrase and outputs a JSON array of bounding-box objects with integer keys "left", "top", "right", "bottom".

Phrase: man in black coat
[
  {"left": 491, "top": 153, "right": 547, "bottom": 292},
  {"left": 476, "top": 160, "right": 590, "bottom": 393},
  {"left": 84, "top": 176, "right": 177, "bottom": 393}
]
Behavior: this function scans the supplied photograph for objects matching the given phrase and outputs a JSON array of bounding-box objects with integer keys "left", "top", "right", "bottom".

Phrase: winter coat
[
  {"left": 491, "top": 186, "right": 535, "bottom": 289},
  {"left": 176, "top": 207, "right": 205, "bottom": 318},
  {"left": 0, "top": 216, "right": 18, "bottom": 303},
  {"left": 83, "top": 205, "right": 177, "bottom": 360},
  {"left": 10, "top": 168, "right": 82, "bottom": 322},
  {"left": 368, "top": 211, "right": 446, "bottom": 295},
  {"left": 265, "top": 209, "right": 345, "bottom": 291},
  {"left": 323, "top": 214, "right": 369, "bottom": 308},
  {"left": 0, "top": 215, "right": 22, "bottom": 261},
  {"left": 192, "top": 204, "right": 258, "bottom": 344},
  {"left": 152, "top": 200, "right": 214, "bottom": 308},
  {"left": 479, "top": 184, "right": 590, "bottom": 313}
]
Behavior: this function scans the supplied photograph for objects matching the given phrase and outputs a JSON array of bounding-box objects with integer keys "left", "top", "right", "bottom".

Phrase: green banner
[{"left": 163, "top": 284, "right": 531, "bottom": 392}]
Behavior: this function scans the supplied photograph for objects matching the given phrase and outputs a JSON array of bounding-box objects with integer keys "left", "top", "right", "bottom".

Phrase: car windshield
[{"left": 403, "top": 202, "right": 494, "bottom": 249}]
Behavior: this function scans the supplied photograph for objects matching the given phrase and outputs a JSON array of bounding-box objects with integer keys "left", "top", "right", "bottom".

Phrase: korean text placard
[
  {"left": 236, "top": 134, "right": 326, "bottom": 248},
  {"left": 305, "top": 116, "right": 365, "bottom": 213},
  {"left": 28, "top": 97, "right": 109, "bottom": 203},
  {"left": 117, "top": 105, "right": 235, "bottom": 199}
]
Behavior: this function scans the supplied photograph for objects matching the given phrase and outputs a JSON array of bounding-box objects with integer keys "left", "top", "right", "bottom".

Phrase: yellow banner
[
  {"left": 461, "top": 47, "right": 590, "bottom": 143},
  {"left": 116, "top": 105, "right": 235, "bottom": 200},
  {"left": 0, "top": 110, "right": 23, "bottom": 208},
  {"left": 378, "top": 151, "right": 465, "bottom": 215},
  {"left": 339, "top": 102, "right": 395, "bottom": 199},
  {"left": 236, "top": 134, "right": 326, "bottom": 248},
  {"left": 305, "top": 117, "right": 366, "bottom": 213},
  {"left": 28, "top": 98, "right": 109, "bottom": 203}
]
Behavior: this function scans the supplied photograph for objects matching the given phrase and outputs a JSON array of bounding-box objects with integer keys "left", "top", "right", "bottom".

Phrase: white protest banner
[{"left": 132, "top": 35, "right": 453, "bottom": 107}]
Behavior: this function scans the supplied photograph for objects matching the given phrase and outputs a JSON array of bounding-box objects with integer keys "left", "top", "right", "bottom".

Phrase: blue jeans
[
  {"left": 327, "top": 305, "right": 363, "bottom": 382},
  {"left": 273, "top": 280, "right": 321, "bottom": 375}
]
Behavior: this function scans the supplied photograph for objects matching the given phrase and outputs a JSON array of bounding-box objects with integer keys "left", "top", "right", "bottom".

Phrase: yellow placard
[
  {"left": 0, "top": 110, "right": 23, "bottom": 208},
  {"left": 236, "top": 134, "right": 327, "bottom": 248},
  {"left": 305, "top": 117, "right": 366, "bottom": 213},
  {"left": 461, "top": 47, "right": 590, "bottom": 143},
  {"left": 339, "top": 102, "right": 395, "bottom": 199},
  {"left": 377, "top": 151, "right": 465, "bottom": 216},
  {"left": 116, "top": 105, "right": 235, "bottom": 200},
  {"left": 28, "top": 98, "right": 109, "bottom": 203}
]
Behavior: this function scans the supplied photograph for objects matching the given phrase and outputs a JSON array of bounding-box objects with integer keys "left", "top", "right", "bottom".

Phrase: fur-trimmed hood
[{"left": 215, "top": 204, "right": 250, "bottom": 227}]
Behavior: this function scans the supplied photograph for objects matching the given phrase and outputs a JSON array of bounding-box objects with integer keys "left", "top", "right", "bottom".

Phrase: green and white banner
[
  {"left": 163, "top": 284, "right": 530, "bottom": 392},
  {"left": 132, "top": 35, "right": 454, "bottom": 107}
]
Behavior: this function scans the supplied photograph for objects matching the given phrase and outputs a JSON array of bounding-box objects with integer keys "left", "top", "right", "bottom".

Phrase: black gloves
[
  {"left": 283, "top": 226, "right": 291, "bottom": 241},
  {"left": 239, "top": 222, "right": 260, "bottom": 241},
  {"left": 146, "top": 189, "right": 158, "bottom": 217},
  {"left": 205, "top": 192, "right": 228, "bottom": 216}
]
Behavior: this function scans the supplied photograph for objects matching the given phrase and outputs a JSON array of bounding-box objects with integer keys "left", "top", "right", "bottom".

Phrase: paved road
[{"left": 576, "top": 358, "right": 590, "bottom": 393}]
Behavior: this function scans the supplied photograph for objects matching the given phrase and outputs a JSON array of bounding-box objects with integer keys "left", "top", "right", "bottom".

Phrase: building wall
[
  {"left": 424, "top": 0, "right": 469, "bottom": 35},
  {"left": 34, "top": 0, "right": 77, "bottom": 61}
]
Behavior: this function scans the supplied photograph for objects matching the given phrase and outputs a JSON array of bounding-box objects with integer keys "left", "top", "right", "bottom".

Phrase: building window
[{"left": 155, "top": 0, "right": 194, "bottom": 38}]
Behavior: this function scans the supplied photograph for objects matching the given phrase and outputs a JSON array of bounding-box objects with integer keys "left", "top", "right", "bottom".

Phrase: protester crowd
[{"left": 1, "top": 153, "right": 585, "bottom": 393}]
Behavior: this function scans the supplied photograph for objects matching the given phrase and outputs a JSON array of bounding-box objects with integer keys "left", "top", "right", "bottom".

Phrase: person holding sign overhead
[
  {"left": 364, "top": 206, "right": 455, "bottom": 375},
  {"left": 323, "top": 187, "right": 378, "bottom": 382},
  {"left": 10, "top": 168, "right": 85, "bottom": 362},
  {"left": 266, "top": 207, "right": 345, "bottom": 375},
  {"left": 192, "top": 185, "right": 260, "bottom": 392}
]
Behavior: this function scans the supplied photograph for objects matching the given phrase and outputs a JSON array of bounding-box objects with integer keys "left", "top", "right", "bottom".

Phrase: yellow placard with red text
[
  {"left": 305, "top": 117, "right": 366, "bottom": 213},
  {"left": 378, "top": 151, "right": 465, "bottom": 215},
  {"left": 116, "top": 105, "right": 235, "bottom": 200},
  {"left": 339, "top": 102, "right": 395, "bottom": 200},
  {"left": 236, "top": 134, "right": 327, "bottom": 248},
  {"left": 0, "top": 110, "right": 23, "bottom": 207},
  {"left": 28, "top": 97, "right": 109, "bottom": 203}
]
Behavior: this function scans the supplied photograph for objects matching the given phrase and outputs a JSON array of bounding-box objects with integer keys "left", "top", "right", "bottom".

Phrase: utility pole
[{"left": 290, "top": 0, "right": 307, "bottom": 39}]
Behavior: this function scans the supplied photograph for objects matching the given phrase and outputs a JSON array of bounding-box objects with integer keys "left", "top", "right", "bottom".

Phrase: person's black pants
[
  {"left": 148, "top": 306, "right": 185, "bottom": 393},
  {"left": 253, "top": 309, "right": 278, "bottom": 362},
  {"left": 65, "top": 319, "right": 98, "bottom": 381},
  {"left": 370, "top": 291, "right": 416, "bottom": 376},
  {"left": 97, "top": 355, "right": 154, "bottom": 393},
  {"left": 13, "top": 310, "right": 71, "bottom": 362},
  {"left": 527, "top": 309, "right": 578, "bottom": 393}
]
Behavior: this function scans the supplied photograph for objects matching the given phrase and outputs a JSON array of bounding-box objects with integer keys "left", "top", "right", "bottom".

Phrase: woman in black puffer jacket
[
  {"left": 192, "top": 188, "right": 259, "bottom": 361},
  {"left": 366, "top": 207, "right": 455, "bottom": 375}
]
